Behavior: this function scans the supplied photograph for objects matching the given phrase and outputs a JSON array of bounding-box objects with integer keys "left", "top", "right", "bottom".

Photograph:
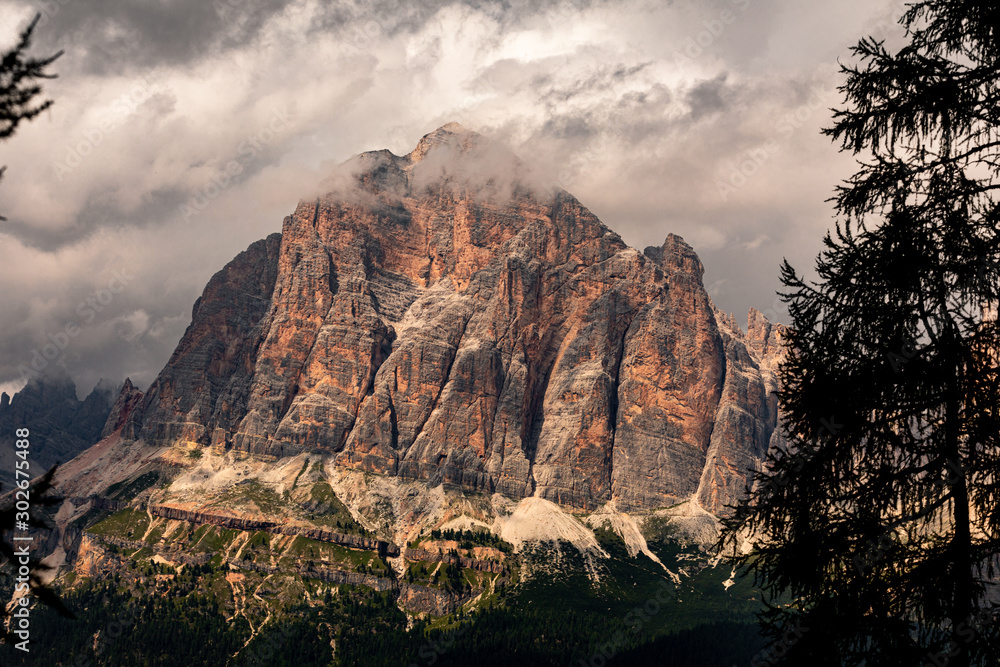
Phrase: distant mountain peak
[
  {"left": 406, "top": 121, "right": 519, "bottom": 175},
  {"left": 439, "top": 121, "right": 469, "bottom": 133},
  {"left": 409, "top": 122, "right": 478, "bottom": 159},
  {"left": 0, "top": 374, "right": 120, "bottom": 488},
  {"left": 101, "top": 378, "right": 144, "bottom": 439},
  {"left": 323, "top": 122, "right": 535, "bottom": 206}
]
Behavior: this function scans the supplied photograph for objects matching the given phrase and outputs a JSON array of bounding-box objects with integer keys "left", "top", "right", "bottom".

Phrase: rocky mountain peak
[
  {"left": 407, "top": 122, "right": 480, "bottom": 163},
  {"left": 746, "top": 307, "right": 788, "bottom": 375},
  {"left": 439, "top": 121, "right": 470, "bottom": 133},
  {"left": 101, "top": 377, "right": 144, "bottom": 439},
  {"left": 644, "top": 233, "right": 706, "bottom": 282},
  {"left": 119, "top": 125, "right": 786, "bottom": 515},
  {"left": 323, "top": 123, "right": 532, "bottom": 207}
]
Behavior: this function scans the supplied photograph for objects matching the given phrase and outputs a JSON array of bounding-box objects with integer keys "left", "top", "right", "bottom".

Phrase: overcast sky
[{"left": 0, "top": 0, "right": 911, "bottom": 398}]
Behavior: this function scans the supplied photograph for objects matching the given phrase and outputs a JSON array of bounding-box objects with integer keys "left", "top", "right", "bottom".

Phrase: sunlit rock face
[{"left": 126, "top": 123, "right": 786, "bottom": 514}]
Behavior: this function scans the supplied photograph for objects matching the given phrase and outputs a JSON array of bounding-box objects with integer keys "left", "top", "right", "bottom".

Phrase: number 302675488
[{"left": 14, "top": 428, "right": 31, "bottom": 498}]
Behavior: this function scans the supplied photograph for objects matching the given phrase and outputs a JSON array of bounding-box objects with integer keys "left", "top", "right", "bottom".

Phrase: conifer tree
[{"left": 721, "top": 2, "right": 1000, "bottom": 665}]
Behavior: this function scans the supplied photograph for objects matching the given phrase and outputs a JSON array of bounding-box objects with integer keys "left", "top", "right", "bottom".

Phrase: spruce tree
[{"left": 720, "top": 2, "right": 1000, "bottom": 665}]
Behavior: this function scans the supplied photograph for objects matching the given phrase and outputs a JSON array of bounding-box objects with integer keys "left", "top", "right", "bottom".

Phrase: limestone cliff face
[
  {"left": 695, "top": 308, "right": 787, "bottom": 513},
  {"left": 125, "top": 124, "right": 786, "bottom": 514},
  {"left": 126, "top": 234, "right": 282, "bottom": 445},
  {"left": 101, "top": 377, "right": 143, "bottom": 438}
]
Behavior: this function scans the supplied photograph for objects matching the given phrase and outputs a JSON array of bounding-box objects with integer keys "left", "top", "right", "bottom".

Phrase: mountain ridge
[
  {"left": 0, "top": 373, "right": 121, "bottom": 490},
  {"left": 102, "top": 122, "right": 785, "bottom": 515}
]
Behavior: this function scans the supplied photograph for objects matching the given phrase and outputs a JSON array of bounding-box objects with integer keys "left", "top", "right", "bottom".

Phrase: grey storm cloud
[
  {"left": 26, "top": 0, "right": 601, "bottom": 77},
  {"left": 686, "top": 73, "right": 730, "bottom": 119},
  {"left": 0, "top": 0, "right": 907, "bottom": 397},
  {"left": 28, "top": 0, "right": 299, "bottom": 75}
]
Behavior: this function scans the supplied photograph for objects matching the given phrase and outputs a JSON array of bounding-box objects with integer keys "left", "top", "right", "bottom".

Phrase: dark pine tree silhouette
[
  {"left": 720, "top": 2, "right": 1000, "bottom": 666},
  {"left": 0, "top": 14, "right": 68, "bottom": 648}
]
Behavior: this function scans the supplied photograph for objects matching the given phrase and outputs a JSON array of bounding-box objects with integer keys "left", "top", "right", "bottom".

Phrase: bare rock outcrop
[
  {"left": 123, "top": 124, "right": 787, "bottom": 515},
  {"left": 145, "top": 504, "right": 401, "bottom": 556},
  {"left": 695, "top": 308, "right": 787, "bottom": 512},
  {"left": 403, "top": 548, "right": 504, "bottom": 574},
  {"left": 397, "top": 583, "right": 478, "bottom": 616},
  {"left": 125, "top": 234, "right": 283, "bottom": 447},
  {"left": 101, "top": 377, "right": 144, "bottom": 438}
]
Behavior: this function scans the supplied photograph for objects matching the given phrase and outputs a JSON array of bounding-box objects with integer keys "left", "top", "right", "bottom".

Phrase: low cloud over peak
[{"left": 0, "top": 0, "right": 903, "bottom": 395}]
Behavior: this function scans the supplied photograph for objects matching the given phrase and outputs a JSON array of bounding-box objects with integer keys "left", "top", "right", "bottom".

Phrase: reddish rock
[
  {"left": 129, "top": 124, "right": 787, "bottom": 515},
  {"left": 101, "top": 377, "right": 144, "bottom": 438}
]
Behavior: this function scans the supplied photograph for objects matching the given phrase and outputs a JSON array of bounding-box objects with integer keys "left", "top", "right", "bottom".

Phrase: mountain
[
  {"left": 117, "top": 122, "right": 785, "bottom": 515},
  {"left": 12, "top": 124, "right": 790, "bottom": 665},
  {"left": 0, "top": 373, "right": 120, "bottom": 490},
  {"left": 100, "top": 377, "right": 144, "bottom": 439}
]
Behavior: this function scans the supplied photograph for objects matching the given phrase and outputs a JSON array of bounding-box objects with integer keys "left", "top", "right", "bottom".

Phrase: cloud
[
  {"left": 25, "top": 0, "right": 297, "bottom": 75},
  {"left": 0, "top": 0, "right": 908, "bottom": 395}
]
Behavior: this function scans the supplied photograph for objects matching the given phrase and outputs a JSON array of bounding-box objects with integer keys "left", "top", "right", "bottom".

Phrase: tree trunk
[{"left": 948, "top": 391, "right": 973, "bottom": 667}]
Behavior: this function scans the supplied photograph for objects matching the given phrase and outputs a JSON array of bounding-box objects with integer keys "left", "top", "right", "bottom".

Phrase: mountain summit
[{"left": 111, "top": 124, "right": 784, "bottom": 514}]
